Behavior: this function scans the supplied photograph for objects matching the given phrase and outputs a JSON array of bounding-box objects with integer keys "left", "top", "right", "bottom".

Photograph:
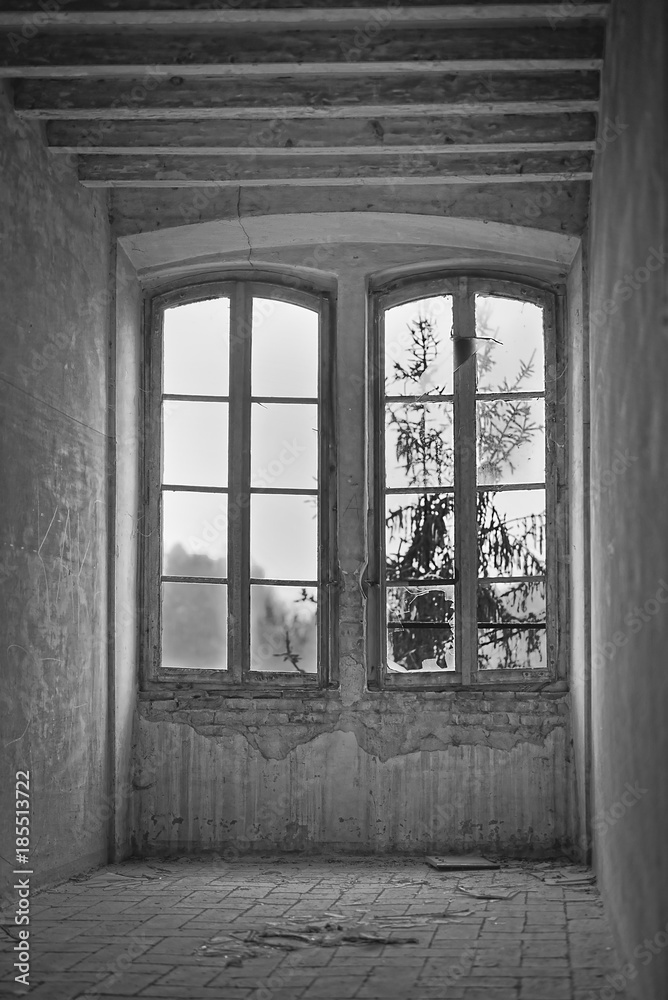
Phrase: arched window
[
  {"left": 143, "top": 279, "right": 336, "bottom": 688},
  {"left": 142, "top": 270, "right": 565, "bottom": 692},
  {"left": 367, "top": 275, "right": 565, "bottom": 687}
]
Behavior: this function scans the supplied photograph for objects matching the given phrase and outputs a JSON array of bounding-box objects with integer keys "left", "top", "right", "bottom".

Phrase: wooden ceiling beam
[
  {"left": 0, "top": 26, "right": 604, "bottom": 77},
  {"left": 46, "top": 113, "right": 598, "bottom": 153},
  {"left": 76, "top": 149, "right": 593, "bottom": 186},
  {"left": 0, "top": 4, "right": 609, "bottom": 29},
  {"left": 1, "top": 0, "right": 611, "bottom": 11},
  {"left": 14, "top": 72, "right": 600, "bottom": 119},
  {"left": 2, "top": 60, "right": 603, "bottom": 80},
  {"left": 82, "top": 173, "right": 594, "bottom": 188}
]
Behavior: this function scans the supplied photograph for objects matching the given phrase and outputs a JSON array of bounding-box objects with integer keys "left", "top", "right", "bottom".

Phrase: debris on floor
[
  {"left": 256, "top": 917, "right": 419, "bottom": 948},
  {"left": 456, "top": 884, "right": 522, "bottom": 900},
  {"left": 91, "top": 869, "right": 164, "bottom": 884},
  {"left": 426, "top": 854, "right": 501, "bottom": 871},
  {"left": 198, "top": 915, "right": 420, "bottom": 966},
  {"left": 542, "top": 872, "right": 597, "bottom": 886},
  {"left": 320, "top": 902, "right": 475, "bottom": 925},
  {"left": 526, "top": 865, "right": 597, "bottom": 886},
  {"left": 197, "top": 934, "right": 260, "bottom": 967},
  {"left": 372, "top": 910, "right": 474, "bottom": 925}
]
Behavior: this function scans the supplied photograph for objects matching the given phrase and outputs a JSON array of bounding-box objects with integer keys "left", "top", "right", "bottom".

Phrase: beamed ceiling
[{"left": 0, "top": 1, "right": 606, "bottom": 221}]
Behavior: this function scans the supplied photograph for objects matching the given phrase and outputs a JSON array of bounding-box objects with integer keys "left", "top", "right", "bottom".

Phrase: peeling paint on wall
[{"left": 132, "top": 688, "right": 573, "bottom": 857}]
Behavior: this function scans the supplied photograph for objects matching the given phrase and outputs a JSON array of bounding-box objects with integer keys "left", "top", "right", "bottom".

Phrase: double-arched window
[{"left": 143, "top": 273, "right": 564, "bottom": 690}]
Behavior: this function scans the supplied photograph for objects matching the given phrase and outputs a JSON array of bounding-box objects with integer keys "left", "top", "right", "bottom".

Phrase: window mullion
[
  {"left": 228, "top": 283, "right": 252, "bottom": 682},
  {"left": 374, "top": 299, "right": 386, "bottom": 688},
  {"left": 453, "top": 278, "right": 477, "bottom": 685},
  {"left": 148, "top": 301, "right": 164, "bottom": 682},
  {"left": 544, "top": 292, "right": 562, "bottom": 679}
]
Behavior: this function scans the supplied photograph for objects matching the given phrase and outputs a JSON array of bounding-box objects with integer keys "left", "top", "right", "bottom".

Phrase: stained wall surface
[
  {"left": 588, "top": 0, "right": 668, "bottom": 996},
  {"left": 132, "top": 692, "right": 573, "bottom": 856},
  {"left": 0, "top": 85, "right": 111, "bottom": 892}
]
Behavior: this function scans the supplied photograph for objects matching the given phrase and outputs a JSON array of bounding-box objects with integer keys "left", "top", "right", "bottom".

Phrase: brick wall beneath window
[{"left": 129, "top": 688, "right": 575, "bottom": 856}]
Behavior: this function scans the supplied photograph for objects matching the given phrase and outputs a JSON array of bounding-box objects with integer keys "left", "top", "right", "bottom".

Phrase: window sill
[
  {"left": 142, "top": 670, "right": 328, "bottom": 699},
  {"left": 380, "top": 669, "right": 565, "bottom": 692},
  {"left": 142, "top": 669, "right": 565, "bottom": 697}
]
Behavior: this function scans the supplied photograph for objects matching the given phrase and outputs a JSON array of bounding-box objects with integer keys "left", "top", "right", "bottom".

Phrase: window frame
[
  {"left": 140, "top": 275, "right": 337, "bottom": 692},
  {"left": 367, "top": 273, "right": 567, "bottom": 690}
]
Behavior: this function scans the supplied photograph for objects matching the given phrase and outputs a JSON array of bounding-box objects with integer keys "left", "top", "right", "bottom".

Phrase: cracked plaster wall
[
  {"left": 132, "top": 688, "right": 574, "bottom": 855},
  {"left": 0, "top": 84, "right": 111, "bottom": 892}
]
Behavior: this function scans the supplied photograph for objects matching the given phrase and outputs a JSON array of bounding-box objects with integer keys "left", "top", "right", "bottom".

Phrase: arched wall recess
[{"left": 118, "top": 211, "right": 580, "bottom": 286}]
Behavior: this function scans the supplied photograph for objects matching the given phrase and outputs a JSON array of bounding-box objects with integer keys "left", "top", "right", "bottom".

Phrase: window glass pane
[
  {"left": 388, "top": 627, "right": 455, "bottom": 673},
  {"left": 388, "top": 584, "right": 455, "bottom": 624},
  {"left": 251, "top": 403, "right": 317, "bottom": 491},
  {"left": 477, "top": 398, "right": 544, "bottom": 486},
  {"left": 163, "top": 400, "right": 228, "bottom": 488},
  {"left": 163, "top": 491, "right": 227, "bottom": 574},
  {"left": 251, "top": 298, "right": 318, "bottom": 398},
  {"left": 477, "top": 580, "right": 545, "bottom": 623},
  {"left": 163, "top": 298, "right": 229, "bottom": 396},
  {"left": 386, "top": 401, "right": 453, "bottom": 489},
  {"left": 251, "top": 494, "right": 317, "bottom": 581},
  {"left": 251, "top": 585, "right": 317, "bottom": 673},
  {"left": 162, "top": 582, "right": 227, "bottom": 669},
  {"left": 387, "top": 584, "right": 456, "bottom": 673},
  {"left": 478, "top": 626, "right": 546, "bottom": 670},
  {"left": 386, "top": 493, "right": 455, "bottom": 582},
  {"left": 475, "top": 295, "right": 544, "bottom": 393},
  {"left": 478, "top": 489, "right": 545, "bottom": 577},
  {"left": 387, "top": 586, "right": 455, "bottom": 672},
  {"left": 385, "top": 295, "right": 453, "bottom": 397}
]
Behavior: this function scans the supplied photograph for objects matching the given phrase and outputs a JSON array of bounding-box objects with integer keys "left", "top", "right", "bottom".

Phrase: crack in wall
[{"left": 236, "top": 186, "right": 255, "bottom": 269}]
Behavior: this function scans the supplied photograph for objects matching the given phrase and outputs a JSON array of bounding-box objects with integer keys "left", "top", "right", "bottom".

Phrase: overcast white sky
[{"left": 162, "top": 297, "right": 318, "bottom": 581}]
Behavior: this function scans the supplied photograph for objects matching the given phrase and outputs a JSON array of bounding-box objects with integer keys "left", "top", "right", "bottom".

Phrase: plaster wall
[
  {"left": 566, "top": 243, "right": 592, "bottom": 861},
  {"left": 0, "top": 85, "right": 111, "bottom": 892},
  {"left": 111, "top": 246, "right": 142, "bottom": 861},
  {"left": 588, "top": 0, "right": 668, "bottom": 995}
]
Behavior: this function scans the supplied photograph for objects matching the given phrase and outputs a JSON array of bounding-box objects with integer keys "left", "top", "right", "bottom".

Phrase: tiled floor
[{"left": 1, "top": 857, "right": 628, "bottom": 1000}]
